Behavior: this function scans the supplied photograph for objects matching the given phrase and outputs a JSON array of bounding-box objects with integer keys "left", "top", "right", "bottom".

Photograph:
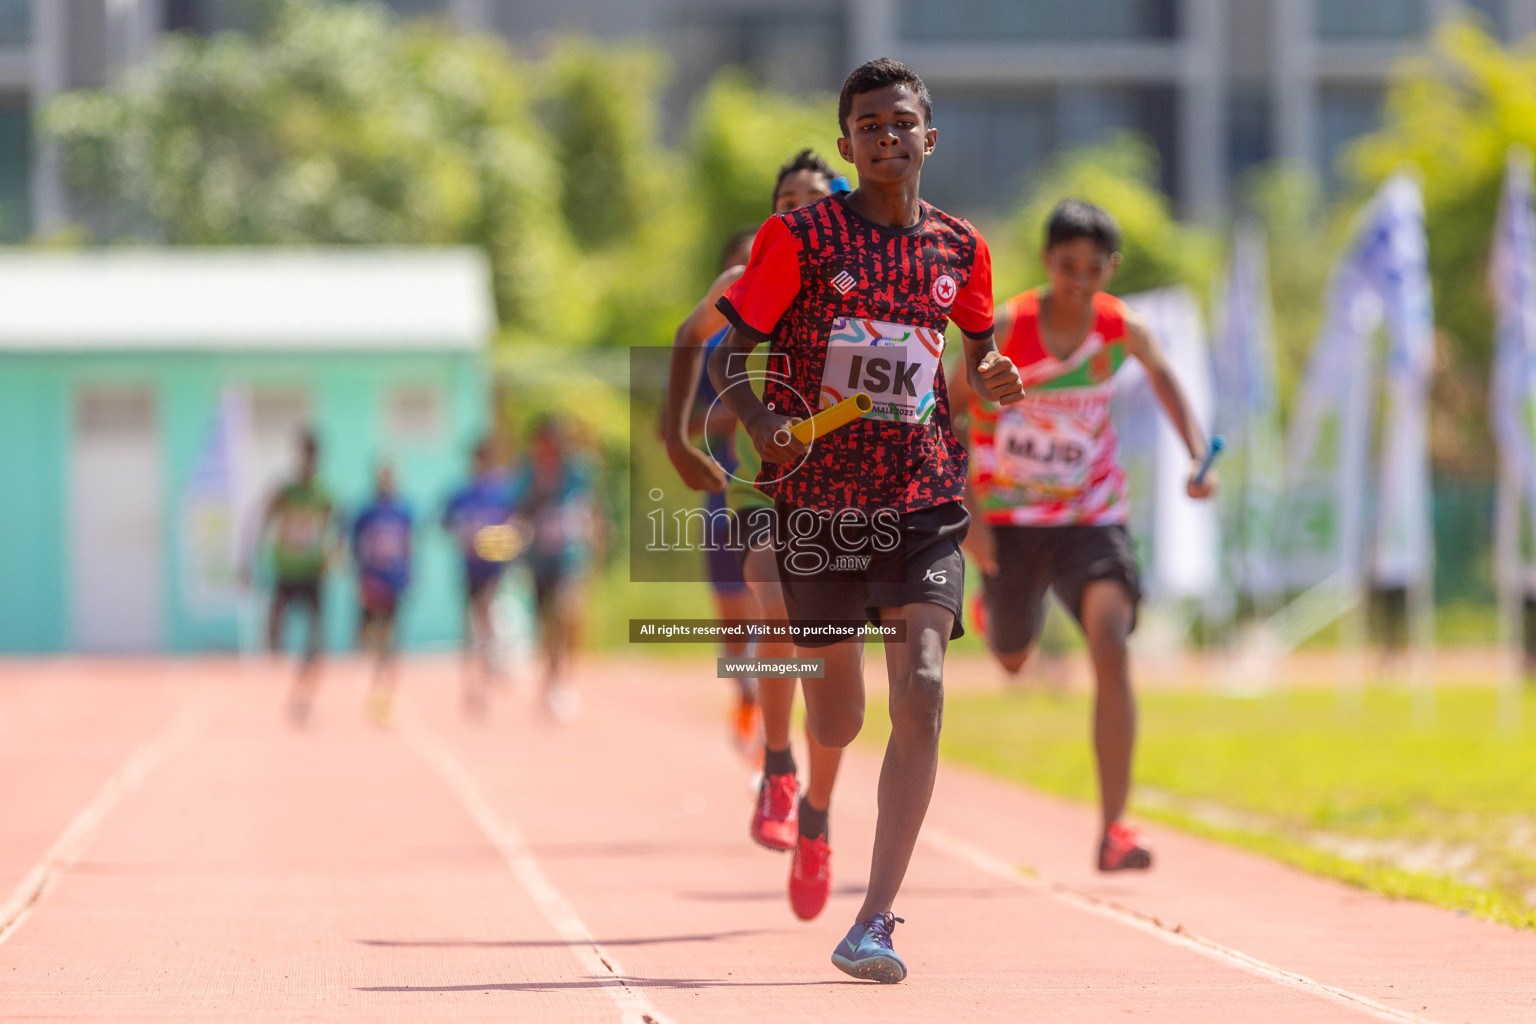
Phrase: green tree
[
  {"left": 1237, "top": 162, "right": 1335, "bottom": 416},
  {"left": 543, "top": 38, "right": 661, "bottom": 252},
  {"left": 687, "top": 72, "right": 840, "bottom": 287},
  {"left": 45, "top": 0, "right": 580, "bottom": 341},
  {"left": 536, "top": 38, "right": 699, "bottom": 350},
  {"left": 1005, "top": 136, "right": 1218, "bottom": 300}
]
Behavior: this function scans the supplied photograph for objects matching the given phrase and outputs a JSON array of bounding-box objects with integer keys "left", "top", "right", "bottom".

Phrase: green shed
[{"left": 0, "top": 247, "right": 494, "bottom": 654}]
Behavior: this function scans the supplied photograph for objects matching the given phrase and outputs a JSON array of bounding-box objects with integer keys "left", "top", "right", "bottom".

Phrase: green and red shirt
[{"left": 969, "top": 289, "right": 1130, "bottom": 526}]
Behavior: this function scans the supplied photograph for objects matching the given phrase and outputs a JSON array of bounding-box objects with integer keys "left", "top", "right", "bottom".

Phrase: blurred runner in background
[
  {"left": 443, "top": 438, "right": 514, "bottom": 721},
  {"left": 253, "top": 430, "right": 337, "bottom": 727},
  {"left": 665, "top": 226, "right": 765, "bottom": 760},
  {"left": 511, "top": 416, "right": 600, "bottom": 724},
  {"left": 667, "top": 149, "right": 851, "bottom": 921},
  {"left": 351, "top": 460, "right": 413, "bottom": 727}
]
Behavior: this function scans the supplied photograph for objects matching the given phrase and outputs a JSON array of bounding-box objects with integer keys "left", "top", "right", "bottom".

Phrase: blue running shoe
[{"left": 830, "top": 911, "right": 907, "bottom": 983}]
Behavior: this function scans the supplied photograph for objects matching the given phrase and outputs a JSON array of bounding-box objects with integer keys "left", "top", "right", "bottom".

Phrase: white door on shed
[{"left": 71, "top": 388, "right": 162, "bottom": 652}]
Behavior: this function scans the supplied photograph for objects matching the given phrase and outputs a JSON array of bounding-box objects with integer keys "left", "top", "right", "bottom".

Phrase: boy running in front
[
  {"left": 953, "top": 198, "right": 1216, "bottom": 872},
  {"left": 709, "top": 59, "right": 1023, "bottom": 982}
]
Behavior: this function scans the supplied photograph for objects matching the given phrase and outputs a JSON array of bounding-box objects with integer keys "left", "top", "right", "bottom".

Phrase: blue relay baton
[{"left": 1194, "top": 434, "right": 1226, "bottom": 485}]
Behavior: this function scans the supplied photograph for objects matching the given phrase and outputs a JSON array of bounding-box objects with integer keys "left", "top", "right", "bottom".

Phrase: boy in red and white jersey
[{"left": 954, "top": 199, "right": 1217, "bottom": 873}]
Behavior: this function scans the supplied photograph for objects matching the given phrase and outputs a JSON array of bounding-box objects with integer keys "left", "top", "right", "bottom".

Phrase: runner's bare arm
[
  {"left": 962, "top": 329, "right": 1025, "bottom": 406},
  {"left": 706, "top": 325, "right": 808, "bottom": 464},
  {"left": 947, "top": 301, "right": 1014, "bottom": 419},
  {"left": 961, "top": 477, "right": 997, "bottom": 575},
  {"left": 948, "top": 321, "right": 1005, "bottom": 574},
  {"left": 661, "top": 267, "right": 744, "bottom": 492},
  {"left": 1124, "top": 311, "right": 1217, "bottom": 499}
]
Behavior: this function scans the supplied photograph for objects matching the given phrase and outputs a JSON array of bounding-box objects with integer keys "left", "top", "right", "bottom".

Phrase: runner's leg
[
  {"left": 744, "top": 548, "right": 843, "bottom": 807},
  {"left": 1081, "top": 579, "right": 1136, "bottom": 828},
  {"left": 286, "top": 584, "right": 323, "bottom": 724},
  {"left": 798, "top": 638, "right": 865, "bottom": 750},
  {"left": 464, "top": 583, "right": 494, "bottom": 718},
  {"left": 267, "top": 588, "right": 289, "bottom": 654},
  {"left": 856, "top": 601, "right": 951, "bottom": 920},
  {"left": 715, "top": 588, "right": 762, "bottom": 754}
]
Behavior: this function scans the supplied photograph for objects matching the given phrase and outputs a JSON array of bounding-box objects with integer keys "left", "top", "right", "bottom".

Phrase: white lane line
[
  {"left": 919, "top": 824, "right": 1444, "bottom": 1024},
  {"left": 0, "top": 710, "right": 198, "bottom": 946},
  {"left": 405, "top": 726, "right": 677, "bottom": 1024}
]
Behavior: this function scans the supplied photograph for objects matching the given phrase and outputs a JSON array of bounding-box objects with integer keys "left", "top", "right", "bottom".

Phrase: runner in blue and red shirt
[
  {"left": 351, "top": 461, "right": 413, "bottom": 726},
  {"left": 708, "top": 58, "right": 1024, "bottom": 983},
  {"left": 443, "top": 439, "right": 514, "bottom": 720},
  {"left": 666, "top": 151, "right": 851, "bottom": 925}
]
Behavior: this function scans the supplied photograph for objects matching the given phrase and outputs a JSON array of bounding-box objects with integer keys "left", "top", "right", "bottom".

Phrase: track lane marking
[
  {"left": 0, "top": 709, "right": 198, "bottom": 946},
  {"left": 406, "top": 725, "right": 677, "bottom": 1024},
  {"left": 918, "top": 823, "right": 1444, "bottom": 1024}
]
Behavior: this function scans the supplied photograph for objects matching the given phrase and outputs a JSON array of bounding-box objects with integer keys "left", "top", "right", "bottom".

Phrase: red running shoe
[
  {"left": 750, "top": 771, "right": 798, "bottom": 851},
  {"left": 788, "top": 832, "right": 831, "bottom": 920},
  {"left": 1098, "top": 821, "right": 1153, "bottom": 872}
]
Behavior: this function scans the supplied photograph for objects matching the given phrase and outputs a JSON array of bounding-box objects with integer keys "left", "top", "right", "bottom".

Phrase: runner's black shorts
[
  {"left": 358, "top": 578, "right": 400, "bottom": 635},
  {"left": 980, "top": 523, "right": 1141, "bottom": 655},
  {"left": 465, "top": 570, "right": 503, "bottom": 605},
  {"left": 773, "top": 499, "right": 969, "bottom": 649},
  {"left": 272, "top": 579, "right": 321, "bottom": 616}
]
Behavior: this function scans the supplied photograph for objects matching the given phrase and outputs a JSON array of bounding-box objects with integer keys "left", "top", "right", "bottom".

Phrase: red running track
[{"left": 1, "top": 655, "right": 1533, "bottom": 1022}]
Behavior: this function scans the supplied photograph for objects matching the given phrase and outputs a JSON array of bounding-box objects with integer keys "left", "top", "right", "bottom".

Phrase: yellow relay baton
[
  {"left": 789, "top": 392, "right": 874, "bottom": 445},
  {"left": 473, "top": 523, "right": 525, "bottom": 563}
]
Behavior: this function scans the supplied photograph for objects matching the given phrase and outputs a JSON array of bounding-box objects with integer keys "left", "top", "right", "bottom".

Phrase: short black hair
[
  {"left": 720, "top": 227, "right": 756, "bottom": 270},
  {"left": 773, "top": 148, "right": 835, "bottom": 199},
  {"left": 1045, "top": 199, "right": 1121, "bottom": 256},
  {"left": 838, "top": 58, "right": 932, "bottom": 137}
]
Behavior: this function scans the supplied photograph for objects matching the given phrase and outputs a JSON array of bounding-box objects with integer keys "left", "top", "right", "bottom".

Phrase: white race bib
[
  {"left": 992, "top": 407, "right": 1094, "bottom": 498},
  {"left": 820, "top": 318, "right": 945, "bottom": 425}
]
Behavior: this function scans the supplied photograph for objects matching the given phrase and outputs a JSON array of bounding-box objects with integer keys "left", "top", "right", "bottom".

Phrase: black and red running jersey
[{"left": 716, "top": 191, "right": 994, "bottom": 512}]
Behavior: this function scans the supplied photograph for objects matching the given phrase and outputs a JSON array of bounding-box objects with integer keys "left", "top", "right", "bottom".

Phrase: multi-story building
[
  {"left": 3, "top": 0, "right": 1533, "bottom": 240},
  {"left": 854, "top": 0, "right": 1529, "bottom": 217}
]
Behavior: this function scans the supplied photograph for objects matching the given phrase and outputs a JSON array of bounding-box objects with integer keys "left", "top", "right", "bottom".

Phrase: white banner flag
[
  {"left": 180, "top": 386, "right": 252, "bottom": 617},
  {"left": 1490, "top": 147, "right": 1536, "bottom": 592},
  {"left": 1118, "top": 287, "right": 1219, "bottom": 600},
  {"left": 1213, "top": 223, "right": 1284, "bottom": 600},
  {"left": 1278, "top": 175, "right": 1435, "bottom": 593}
]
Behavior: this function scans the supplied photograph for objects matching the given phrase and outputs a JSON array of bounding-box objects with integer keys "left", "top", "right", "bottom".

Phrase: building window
[
  {"left": 1227, "top": 89, "right": 1272, "bottom": 182},
  {"left": 0, "top": 0, "right": 27, "bottom": 48},
  {"left": 920, "top": 84, "right": 1178, "bottom": 215},
  {"left": 898, "top": 0, "right": 1177, "bottom": 43},
  {"left": 1315, "top": 0, "right": 1426, "bottom": 40},
  {"left": 387, "top": 386, "right": 443, "bottom": 443},
  {"left": 250, "top": 389, "right": 310, "bottom": 439},
  {"left": 0, "top": 101, "right": 28, "bottom": 242},
  {"left": 1317, "top": 86, "right": 1385, "bottom": 181},
  {"left": 919, "top": 91, "right": 1054, "bottom": 213},
  {"left": 164, "top": 0, "right": 272, "bottom": 34},
  {"left": 1464, "top": 0, "right": 1506, "bottom": 38},
  {"left": 166, "top": 0, "right": 452, "bottom": 34},
  {"left": 378, "top": 0, "right": 449, "bottom": 17}
]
